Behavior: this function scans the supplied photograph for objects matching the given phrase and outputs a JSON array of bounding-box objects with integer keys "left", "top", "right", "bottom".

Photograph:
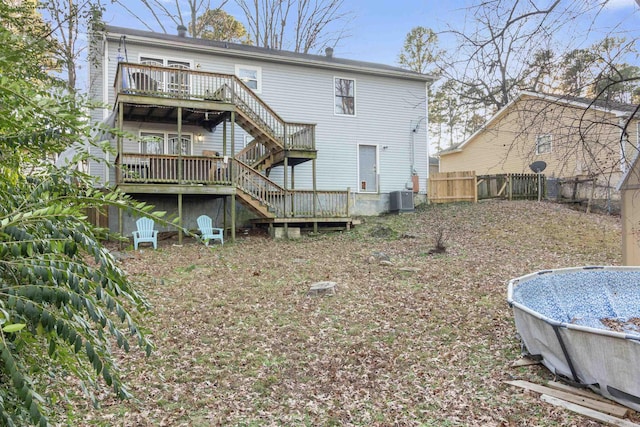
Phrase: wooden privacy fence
[
  {"left": 429, "top": 172, "right": 544, "bottom": 204},
  {"left": 429, "top": 171, "right": 477, "bottom": 203},
  {"left": 477, "top": 173, "right": 544, "bottom": 200}
]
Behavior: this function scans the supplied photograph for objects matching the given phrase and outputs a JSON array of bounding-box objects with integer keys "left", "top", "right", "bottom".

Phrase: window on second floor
[
  {"left": 138, "top": 56, "right": 191, "bottom": 94},
  {"left": 335, "top": 77, "right": 355, "bottom": 116},
  {"left": 235, "top": 65, "right": 261, "bottom": 92},
  {"left": 536, "top": 134, "right": 552, "bottom": 155}
]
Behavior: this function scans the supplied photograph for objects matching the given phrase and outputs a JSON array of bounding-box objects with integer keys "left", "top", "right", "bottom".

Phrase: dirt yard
[{"left": 61, "top": 200, "right": 628, "bottom": 426}]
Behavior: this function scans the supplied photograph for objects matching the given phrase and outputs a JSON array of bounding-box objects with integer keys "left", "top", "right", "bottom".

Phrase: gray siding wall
[{"left": 94, "top": 33, "right": 429, "bottom": 213}]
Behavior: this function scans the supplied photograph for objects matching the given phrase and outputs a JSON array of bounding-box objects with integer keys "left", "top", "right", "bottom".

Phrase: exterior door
[{"left": 359, "top": 145, "right": 377, "bottom": 192}]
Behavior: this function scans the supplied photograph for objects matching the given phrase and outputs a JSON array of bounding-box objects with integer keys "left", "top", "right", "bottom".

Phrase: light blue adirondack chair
[
  {"left": 132, "top": 217, "right": 158, "bottom": 250},
  {"left": 197, "top": 215, "right": 224, "bottom": 246}
]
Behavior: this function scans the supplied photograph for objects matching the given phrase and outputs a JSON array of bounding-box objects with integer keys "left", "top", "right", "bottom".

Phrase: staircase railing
[
  {"left": 232, "top": 159, "right": 349, "bottom": 218},
  {"left": 232, "top": 159, "right": 286, "bottom": 216},
  {"left": 235, "top": 139, "right": 271, "bottom": 168}
]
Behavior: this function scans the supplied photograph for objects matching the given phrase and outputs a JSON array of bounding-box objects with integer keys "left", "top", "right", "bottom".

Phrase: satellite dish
[{"left": 529, "top": 161, "right": 547, "bottom": 173}]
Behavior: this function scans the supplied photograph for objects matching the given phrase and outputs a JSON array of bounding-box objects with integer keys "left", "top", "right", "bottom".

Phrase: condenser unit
[{"left": 389, "top": 190, "right": 414, "bottom": 213}]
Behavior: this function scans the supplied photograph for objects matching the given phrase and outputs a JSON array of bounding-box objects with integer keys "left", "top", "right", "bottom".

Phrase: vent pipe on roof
[
  {"left": 177, "top": 25, "right": 187, "bottom": 37},
  {"left": 325, "top": 47, "right": 334, "bottom": 58}
]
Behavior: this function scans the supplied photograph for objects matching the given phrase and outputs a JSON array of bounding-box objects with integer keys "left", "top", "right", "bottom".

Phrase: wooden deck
[{"left": 112, "top": 62, "right": 352, "bottom": 238}]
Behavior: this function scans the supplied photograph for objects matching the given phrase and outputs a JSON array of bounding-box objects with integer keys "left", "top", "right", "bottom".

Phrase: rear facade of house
[{"left": 88, "top": 26, "right": 433, "bottom": 239}]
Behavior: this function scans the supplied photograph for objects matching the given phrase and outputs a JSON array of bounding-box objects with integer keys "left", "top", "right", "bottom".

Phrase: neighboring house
[
  {"left": 88, "top": 25, "right": 434, "bottom": 240},
  {"left": 439, "top": 91, "right": 640, "bottom": 193}
]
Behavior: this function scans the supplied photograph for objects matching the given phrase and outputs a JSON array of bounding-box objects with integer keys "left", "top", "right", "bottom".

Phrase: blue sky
[{"left": 102, "top": 0, "right": 640, "bottom": 68}]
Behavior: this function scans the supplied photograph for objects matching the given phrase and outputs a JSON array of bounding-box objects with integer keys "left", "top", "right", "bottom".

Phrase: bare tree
[
  {"left": 39, "top": 0, "right": 103, "bottom": 91},
  {"left": 234, "top": 0, "right": 352, "bottom": 53},
  {"left": 110, "top": 0, "right": 228, "bottom": 37},
  {"left": 439, "top": 0, "right": 599, "bottom": 112}
]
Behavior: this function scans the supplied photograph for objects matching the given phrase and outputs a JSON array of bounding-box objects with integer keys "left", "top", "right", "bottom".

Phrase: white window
[
  {"left": 167, "top": 60, "right": 190, "bottom": 96},
  {"left": 536, "top": 134, "right": 552, "bottom": 155},
  {"left": 139, "top": 131, "right": 192, "bottom": 155},
  {"left": 138, "top": 55, "right": 191, "bottom": 94},
  {"left": 140, "top": 132, "right": 164, "bottom": 154},
  {"left": 235, "top": 65, "right": 261, "bottom": 92},
  {"left": 334, "top": 77, "right": 355, "bottom": 116},
  {"left": 168, "top": 134, "right": 192, "bottom": 155}
]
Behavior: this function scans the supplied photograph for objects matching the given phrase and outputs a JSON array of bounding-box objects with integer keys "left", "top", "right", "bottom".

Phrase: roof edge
[{"left": 103, "top": 25, "right": 437, "bottom": 82}]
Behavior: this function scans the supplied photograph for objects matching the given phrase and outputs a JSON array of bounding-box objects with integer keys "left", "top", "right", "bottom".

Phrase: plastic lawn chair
[
  {"left": 132, "top": 217, "right": 158, "bottom": 250},
  {"left": 197, "top": 215, "right": 224, "bottom": 246}
]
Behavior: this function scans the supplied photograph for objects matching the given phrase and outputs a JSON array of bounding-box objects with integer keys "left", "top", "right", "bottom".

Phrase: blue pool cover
[{"left": 511, "top": 269, "right": 640, "bottom": 333}]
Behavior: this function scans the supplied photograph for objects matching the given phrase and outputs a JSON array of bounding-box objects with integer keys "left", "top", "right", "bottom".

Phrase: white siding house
[{"left": 89, "top": 25, "right": 434, "bottom": 239}]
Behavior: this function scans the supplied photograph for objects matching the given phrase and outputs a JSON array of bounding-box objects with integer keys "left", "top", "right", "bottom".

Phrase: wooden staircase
[
  {"left": 203, "top": 79, "right": 324, "bottom": 221},
  {"left": 211, "top": 82, "right": 315, "bottom": 173},
  {"left": 232, "top": 159, "right": 283, "bottom": 218}
]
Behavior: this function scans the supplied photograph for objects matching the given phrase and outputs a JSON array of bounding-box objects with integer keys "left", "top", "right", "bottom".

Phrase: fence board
[{"left": 429, "top": 171, "right": 477, "bottom": 203}]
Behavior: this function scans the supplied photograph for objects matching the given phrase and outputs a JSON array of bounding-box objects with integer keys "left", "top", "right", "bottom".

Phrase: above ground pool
[{"left": 507, "top": 266, "right": 640, "bottom": 411}]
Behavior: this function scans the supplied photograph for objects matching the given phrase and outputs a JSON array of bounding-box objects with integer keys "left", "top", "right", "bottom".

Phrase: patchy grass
[{"left": 59, "top": 200, "right": 628, "bottom": 426}]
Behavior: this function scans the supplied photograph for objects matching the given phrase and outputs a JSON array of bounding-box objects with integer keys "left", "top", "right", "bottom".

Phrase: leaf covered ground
[{"left": 59, "top": 200, "right": 629, "bottom": 426}]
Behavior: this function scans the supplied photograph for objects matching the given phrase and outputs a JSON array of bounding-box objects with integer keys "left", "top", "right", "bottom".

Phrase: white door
[{"left": 359, "top": 145, "right": 377, "bottom": 192}]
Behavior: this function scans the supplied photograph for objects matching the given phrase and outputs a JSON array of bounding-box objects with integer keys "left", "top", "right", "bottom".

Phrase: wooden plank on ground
[
  {"left": 540, "top": 395, "right": 639, "bottom": 427},
  {"left": 511, "top": 357, "right": 541, "bottom": 367},
  {"left": 546, "top": 381, "right": 614, "bottom": 404},
  {"left": 505, "top": 380, "right": 629, "bottom": 418}
]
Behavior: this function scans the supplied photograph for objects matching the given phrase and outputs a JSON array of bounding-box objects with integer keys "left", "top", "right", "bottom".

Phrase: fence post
[{"left": 508, "top": 174, "right": 513, "bottom": 201}]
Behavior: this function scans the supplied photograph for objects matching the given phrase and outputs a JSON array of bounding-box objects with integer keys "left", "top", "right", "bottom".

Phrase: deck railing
[
  {"left": 117, "top": 153, "right": 349, "bottom": 218},
  {"left": 119, "top": 153, "right": 231, "bottom": 184},
  {"left": 115, "top": 63, "right": 315, "bottom": 151},
  {"left": 284, "top": 190, "right": 350, "bottom": 217}
]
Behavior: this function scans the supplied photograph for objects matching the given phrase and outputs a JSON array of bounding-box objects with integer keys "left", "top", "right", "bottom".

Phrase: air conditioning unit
[{"left": 389, "top": 190, "right": 414, "bottom": 213}]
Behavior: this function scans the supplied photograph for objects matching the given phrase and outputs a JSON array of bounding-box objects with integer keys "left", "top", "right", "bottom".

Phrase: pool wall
[{"left": 507, "top": 266, "right": 640, "bottom": 411}]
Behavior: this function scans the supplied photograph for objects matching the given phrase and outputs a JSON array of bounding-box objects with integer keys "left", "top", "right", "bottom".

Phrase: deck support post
[
  {"left": 231, "top": 111, "right": 236, "bottom": 243},
  {"left": 178, "top": 193, "right": 183, "bottom": 245},
  {"left": 117, "top": 102, "right": 123, "bottom": 185},
  {"left": 223, "top": 119, "right": 228, "bottom": 241},
  {"left": 223, "top": 196, "right": 227, "bottom": 237},
  {"left": 117, "top": 102, "right": 124, "bottom": 248},
  {"left": 178, "top": 107, "right": 184, "bottom": 245},
  {"left": 291, "top": 165, "right": 295, "bottom": 217},
  {"left": 313, "top": 158, "right": 318, "bottom": 234},
  {"left": 177, "top": 107, "right": 183, "bottom": 183},
  {"left": 283, "top": 124, "right": 289, "bottom": 236},
  {"left": 223, "top": 120, "right": 227, "bottom": 156},
  {"left": 284, "top": 157, "right": 289, "bottom": 236}
]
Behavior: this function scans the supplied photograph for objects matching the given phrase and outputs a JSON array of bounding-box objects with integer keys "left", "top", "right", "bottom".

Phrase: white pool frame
[{"left": 507, "top": 265, "right": 640, "bottom": 411}]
